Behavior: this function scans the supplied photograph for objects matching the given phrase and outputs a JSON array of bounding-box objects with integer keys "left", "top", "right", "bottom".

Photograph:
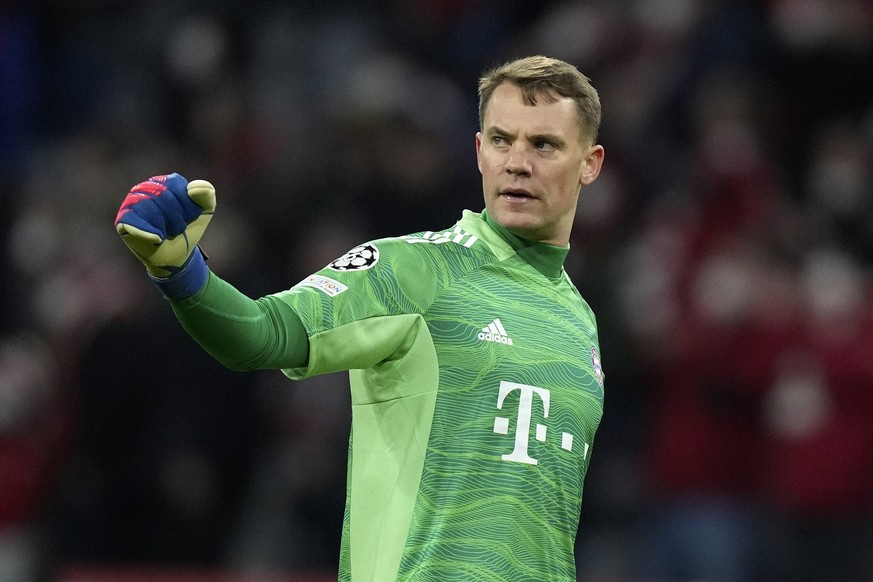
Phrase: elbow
[
  {"left": 220, "top": 359, "right": 256, "bottom": 373},
  {"left": 203, "top": 348, "right": 262, "bottom": 373}
]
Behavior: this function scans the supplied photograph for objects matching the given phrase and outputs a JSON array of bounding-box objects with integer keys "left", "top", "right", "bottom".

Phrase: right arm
[{"left": 168, "top": 271, "right": 309, "bottom": 371}]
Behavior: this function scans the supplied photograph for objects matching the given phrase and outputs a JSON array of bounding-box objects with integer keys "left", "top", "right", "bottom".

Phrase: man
[{"left": 115, "top": 55, "right": 606, "bottom": 581}]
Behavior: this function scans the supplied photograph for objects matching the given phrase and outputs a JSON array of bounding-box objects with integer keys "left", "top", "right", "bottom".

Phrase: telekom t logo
[{"left": 493, "top": 381, "right": 588, "bottom": 465}]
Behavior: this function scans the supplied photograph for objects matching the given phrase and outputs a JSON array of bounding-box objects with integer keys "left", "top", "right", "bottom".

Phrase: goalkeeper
[{"left": 115, "top": 55, "right": 606, "bottom": 582}]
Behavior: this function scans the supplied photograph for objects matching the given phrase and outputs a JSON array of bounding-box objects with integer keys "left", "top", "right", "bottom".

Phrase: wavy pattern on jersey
[{"left": 398, "top": 257, "right": 603, "bottom": 580}]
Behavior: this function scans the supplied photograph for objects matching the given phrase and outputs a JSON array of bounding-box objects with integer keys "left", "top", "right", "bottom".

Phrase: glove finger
[
  {"left": 156, "top": 190, "right": 193, "bottom": 236},
  {"left": 117, "top": 223, "right": 164, "bottom": 265},
  {"left": 163, "top": 173, "right": 206, "bottom": 223},
  {"left": 115, "top": 174, "right": 183, "bottom": 238},
  {"left": 115, "top": 221, "right": 162, "bottom": 244},
  {"left": 150, "top": 173, "right": 197, "bottom": 235},
  {"left": 155, "top": 174, "right": 214, "bottom": 234},
  {"left": 115, "top": 192, "right": 167, "bottom": 240},
  {"left": 123, "top": 175, "right": 192, "bottom": 238},
  {"left": 117, "top": 192, "right": 183, "bottom": 240},
  {"left": 115, "top": 177, "right": 164, "bottom": 221},
  {"left": 187, "top": 180, "right": 216, "bottom": 213}
]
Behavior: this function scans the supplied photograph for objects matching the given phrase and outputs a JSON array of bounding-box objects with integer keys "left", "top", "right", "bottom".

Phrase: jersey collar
[{"left": 459, "top": 209, "right": 570, "bottom": 281}]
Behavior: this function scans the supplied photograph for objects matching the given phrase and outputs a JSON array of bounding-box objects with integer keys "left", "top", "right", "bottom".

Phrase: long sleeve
[{"left": 168, "top": 271, "right": 309, "bottom": 371}]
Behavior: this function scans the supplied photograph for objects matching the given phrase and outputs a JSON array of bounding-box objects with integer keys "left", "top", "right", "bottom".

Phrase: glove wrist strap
[{"left": 149, "top": 248, "right": 209, "bottom": 300}]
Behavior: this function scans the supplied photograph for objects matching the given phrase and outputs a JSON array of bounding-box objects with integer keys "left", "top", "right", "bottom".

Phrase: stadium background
[{"left": 1, "top": 1, "right": 873, "bottom": 580}]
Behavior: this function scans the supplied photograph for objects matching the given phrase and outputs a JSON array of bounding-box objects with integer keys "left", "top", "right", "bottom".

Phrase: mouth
[{"left": 499, "top": 188, "right": 537, "bottom": 201}]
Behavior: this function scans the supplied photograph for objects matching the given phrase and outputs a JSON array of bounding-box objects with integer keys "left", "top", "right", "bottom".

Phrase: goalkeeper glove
[{"left": 115, "top": 173, "right": 215, "bottom": 297}]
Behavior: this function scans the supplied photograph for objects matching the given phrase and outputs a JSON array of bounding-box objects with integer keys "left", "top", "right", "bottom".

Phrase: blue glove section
[
  {"left": 115, "top": 173, "right": 202, "bottom": 240},
  {"left": 149, "top": 247, "right": 209, "bottom": 301}
]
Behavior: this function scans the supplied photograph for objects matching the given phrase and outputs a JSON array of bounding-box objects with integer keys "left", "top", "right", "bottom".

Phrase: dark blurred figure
[
  {"left": 0, "top": 333, "right": 69, "bottom": 582},
  {"left": 757, "top": 246, "right": 873, "bottom": 581},
  {"left": 51, "top": 292, "right": 259, "bottom": 567}
]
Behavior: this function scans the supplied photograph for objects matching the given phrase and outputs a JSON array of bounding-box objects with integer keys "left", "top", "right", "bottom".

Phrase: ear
[
  {"left": 579, "top": 144, "right": 604, "bottom": 186},
  {"left": 475, "top": 132, "right": 484, "bottom": 174}
]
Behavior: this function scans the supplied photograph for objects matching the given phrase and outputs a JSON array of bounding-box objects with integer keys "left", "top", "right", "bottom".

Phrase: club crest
[{"left": 591, "top": 347, "right": 604, "bottom": 388}]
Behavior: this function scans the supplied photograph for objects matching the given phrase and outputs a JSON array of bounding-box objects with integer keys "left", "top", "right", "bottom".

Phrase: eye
[
  {"left": 535, "top": 140, "right": 555, "bottom": 152},
  {"left": 491, "top": 135, "right": 508, "bottom": 147}
]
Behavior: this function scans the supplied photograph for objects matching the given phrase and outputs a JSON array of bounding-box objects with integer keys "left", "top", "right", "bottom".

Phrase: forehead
[{"left": 484, "top": 83, "right": 582, "bottom": 139}]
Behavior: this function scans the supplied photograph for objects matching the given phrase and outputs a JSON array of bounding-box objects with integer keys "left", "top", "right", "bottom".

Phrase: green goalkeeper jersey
[{"left": 271, "top": 210, "right": 604, "bottom": 581}]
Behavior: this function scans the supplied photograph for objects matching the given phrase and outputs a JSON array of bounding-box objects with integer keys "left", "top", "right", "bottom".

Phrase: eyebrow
[
  {"left": 487, "top": 125, "right": 565, "bottom": 145},
  {"left": 485, "top": 124, "right": 511, "bottom": 137}
]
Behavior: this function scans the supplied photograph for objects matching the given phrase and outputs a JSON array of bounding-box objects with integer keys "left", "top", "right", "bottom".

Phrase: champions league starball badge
[{"left": 328, "top": 244, "right": 380, "bottom": 271}]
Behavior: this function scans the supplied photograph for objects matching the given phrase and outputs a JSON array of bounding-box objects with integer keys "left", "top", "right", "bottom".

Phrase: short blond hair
[{"left": 478, "top": 55, "right": 601, "bottom": 145}]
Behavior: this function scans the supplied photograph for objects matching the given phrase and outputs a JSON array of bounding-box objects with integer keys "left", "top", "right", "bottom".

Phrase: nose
[{"left": 505, "top": 144, "right": 532, "bottom": 176}]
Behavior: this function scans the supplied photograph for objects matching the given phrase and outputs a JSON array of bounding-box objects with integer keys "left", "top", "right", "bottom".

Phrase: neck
[{"left": 480, "top": 210, "right": 570, "bottom": 281}]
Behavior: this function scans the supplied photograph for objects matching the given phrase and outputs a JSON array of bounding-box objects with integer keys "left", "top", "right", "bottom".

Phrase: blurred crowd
[{"left": 2, "top": 0, "right": 873, "bottom": 581}]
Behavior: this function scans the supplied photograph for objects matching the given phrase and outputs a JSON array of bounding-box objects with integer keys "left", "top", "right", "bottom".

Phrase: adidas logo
[{"left": 478, "top": 318, "right": 514, "bottom": 345}]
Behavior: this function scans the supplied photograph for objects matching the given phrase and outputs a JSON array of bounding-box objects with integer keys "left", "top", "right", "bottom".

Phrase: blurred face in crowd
[{"left": 477, "top": 82, "right": 604, "bottom": 246}]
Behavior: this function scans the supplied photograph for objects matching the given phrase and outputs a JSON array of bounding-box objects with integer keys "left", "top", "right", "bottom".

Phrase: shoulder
[
  {"left": 561, "top": 273, "right": 599, "bottom": 325},
  {"left": 309, "top": 215, "right": 498, "bottom": 296},
  {"left": 364, "top": 221, "right": 495, "bottom": 271}
]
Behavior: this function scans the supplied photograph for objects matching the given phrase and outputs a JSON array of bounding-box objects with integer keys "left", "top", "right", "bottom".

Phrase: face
[{"left": 476, "top": 82, "right": 604, "bottom": 246}]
